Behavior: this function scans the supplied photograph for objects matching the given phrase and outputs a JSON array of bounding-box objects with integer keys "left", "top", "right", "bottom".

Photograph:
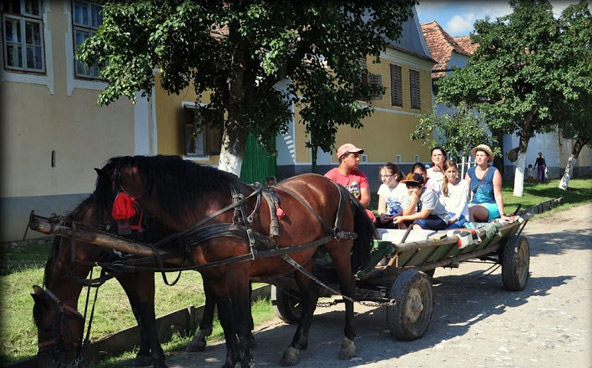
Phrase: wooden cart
[{"left": 265, "top": 213, "right": 533, "bottom": 341}]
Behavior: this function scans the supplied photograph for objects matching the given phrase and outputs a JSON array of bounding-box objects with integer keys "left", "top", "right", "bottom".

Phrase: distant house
[{"left": 420, "top": 21, "right": 591, "bottom": 178}]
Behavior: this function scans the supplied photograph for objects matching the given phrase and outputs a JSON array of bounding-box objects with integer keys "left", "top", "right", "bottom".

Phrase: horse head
[{"left": 32, "top": 285, "right": 85, "bottom": 367}]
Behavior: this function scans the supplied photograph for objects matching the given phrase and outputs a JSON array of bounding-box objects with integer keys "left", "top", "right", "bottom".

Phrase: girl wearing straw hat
[{"left": 465, "top": 144, "right": 510, "bottom": 222}]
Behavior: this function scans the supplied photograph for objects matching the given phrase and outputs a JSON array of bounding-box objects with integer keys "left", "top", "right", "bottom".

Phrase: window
[
  {"left": 409, "top": 69, "right": 421, "bottom": 110},
  {"left": 2, "top": 0, "right": 45, "bottom": 73},
  {"left": 395, "top": 154, "right": 401, "bottom": 163},
  {"left": 390, "top": 64, "right": 402, "bottom": 107},
  {"left": 360, "top": 58, "right": 382, "bottom": 100},
  {"left": 72, "top": 0, "right": 102, "bottom": 78},
  {"left": 183, "top": 106, "right": 223, "bottom": 157}
]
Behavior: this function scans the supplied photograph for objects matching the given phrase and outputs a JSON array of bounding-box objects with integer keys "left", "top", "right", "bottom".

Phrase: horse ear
[{"left": 95, "top": 168, "right": 110, "bottom": 181}]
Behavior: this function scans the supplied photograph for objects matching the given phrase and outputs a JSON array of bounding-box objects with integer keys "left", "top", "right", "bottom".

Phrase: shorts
[
  {"left": 447, "top": 214, "right": 468, "bottom": 229},
  {"left": 469, "top": 202, "right": 500, "bottom": 221},
  {"left": 414, "top": 215, "right": 448, "bottom": 231}
]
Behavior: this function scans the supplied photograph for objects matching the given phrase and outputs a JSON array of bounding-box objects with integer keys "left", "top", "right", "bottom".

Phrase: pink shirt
[
  {"left": 324, "top": 168, "right": 369, "bottom": 201},
  {"left": 325, "top": 168, "right": 375, "bottom": 223}
]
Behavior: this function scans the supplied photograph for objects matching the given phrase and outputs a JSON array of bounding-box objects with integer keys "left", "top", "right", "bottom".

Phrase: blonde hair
[{"left": 441, "top": 160, "right": 458, "bottom": 197}]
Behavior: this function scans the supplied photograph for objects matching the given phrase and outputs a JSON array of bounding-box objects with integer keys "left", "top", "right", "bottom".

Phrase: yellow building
[
  {"left": 1, "top": 1, "right": 156, "bottom": 241},
  {"left": 1, "top": 2, "right": 434, "bottom": 241}
]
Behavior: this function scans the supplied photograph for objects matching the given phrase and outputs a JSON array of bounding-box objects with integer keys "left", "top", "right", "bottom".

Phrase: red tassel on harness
[
  {"left": 112, "top": 192, "right": 137, "bottom": 220},
  {"left": 276, "top": 207, "right": 286, "bottom": 219}
]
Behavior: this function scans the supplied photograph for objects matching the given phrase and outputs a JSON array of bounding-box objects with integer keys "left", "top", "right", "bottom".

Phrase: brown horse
[
  {"left": 31, "top": 193, "right": 221, "bottom": 368},
  {"left": 94, "top": 155, "right": 374, "bottom": 367}
]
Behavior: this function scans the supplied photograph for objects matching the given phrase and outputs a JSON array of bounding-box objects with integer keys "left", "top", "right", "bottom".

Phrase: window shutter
[
  {"left": 205, "top": 124, "right": 223, "bottom": 155},
  {"left": 183, "top": 106, "right": 198, "bottom": 156},
  {"left": 410, "top": 69, "right": 421, "bottom": 110},
  {"left": 390, "top": 64, "right": 402, "bottom": 107}
]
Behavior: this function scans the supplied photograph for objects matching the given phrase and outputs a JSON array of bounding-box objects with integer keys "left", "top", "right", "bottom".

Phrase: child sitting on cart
[{"left": 393, "top": 173, "right": 449, "bottom": 231}]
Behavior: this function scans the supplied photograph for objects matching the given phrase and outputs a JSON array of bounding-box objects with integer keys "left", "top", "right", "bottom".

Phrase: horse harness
[{"left": 34, "top": 286, "right": 93, "bottom": 368}]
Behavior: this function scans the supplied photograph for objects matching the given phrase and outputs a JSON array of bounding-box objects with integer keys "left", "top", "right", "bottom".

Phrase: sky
[{"left": 415, "top": 1, "right": 581, "bottom": 37}]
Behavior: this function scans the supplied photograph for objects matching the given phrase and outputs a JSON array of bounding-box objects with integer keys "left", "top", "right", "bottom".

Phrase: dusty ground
[{"left": 163, "top": 204, "right": 592, "bottom": 368}]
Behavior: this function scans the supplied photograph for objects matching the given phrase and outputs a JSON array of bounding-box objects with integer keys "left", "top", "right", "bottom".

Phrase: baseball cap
[
  {"left": 336, "top": 143, "right": 364, "bottom": 158},
  {"left": 400, "top": 173, "right": 425, "bottom": 187}
]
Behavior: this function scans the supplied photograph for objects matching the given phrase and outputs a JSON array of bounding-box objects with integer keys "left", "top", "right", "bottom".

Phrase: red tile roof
[
  {"left": 420, "top": 21, "right": 477, "bottom": 78},
  {"left": 453, "top": 35, "right": 479, "bottom": 55}
]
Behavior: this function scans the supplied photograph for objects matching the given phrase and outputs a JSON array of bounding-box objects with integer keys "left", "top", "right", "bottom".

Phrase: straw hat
[{"left": 471, "top": 144, "right": 494, "bottom": 163}]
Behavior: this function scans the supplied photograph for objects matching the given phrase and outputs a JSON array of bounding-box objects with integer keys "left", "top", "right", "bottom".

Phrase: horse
[
  {"left": 31, "top": 193, "right": 222, "bottom": 368},
  {"left": 94, "top": 155, "right": 374, "bottom": 367}
]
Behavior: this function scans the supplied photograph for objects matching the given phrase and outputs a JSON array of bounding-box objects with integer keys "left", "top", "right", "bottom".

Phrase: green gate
[{"left": 240, "top": 134, "right": 277, "bottom": 185}]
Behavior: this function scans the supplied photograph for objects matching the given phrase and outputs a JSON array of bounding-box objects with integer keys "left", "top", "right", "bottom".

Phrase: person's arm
[
  {"left": 402, "top": 191, "right": 418, "bottom": 216},
  {"left": 492, "top": 169, "right": 509, "bottom": 219},
  {"left": 377, "top": 194, "right": 387, "bottom": 215},
  {"left": 394, "top": 208, "right": 432, "bottom": 224},
  {"left": 359, "top": 187, "right": 370, "bottom": 207}
]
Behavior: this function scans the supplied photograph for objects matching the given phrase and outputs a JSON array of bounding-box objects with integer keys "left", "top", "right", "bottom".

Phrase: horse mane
[
  {"left": 100, "top": 155, "right": 242, "bottom": 222},
  {"left": 42, "top": 194, "right": 103, "bottom": 287}
]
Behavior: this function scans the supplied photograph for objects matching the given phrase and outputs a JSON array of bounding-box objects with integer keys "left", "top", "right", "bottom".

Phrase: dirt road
[{"left": 163, "top": 204, "right": 592, "bottom": 368}]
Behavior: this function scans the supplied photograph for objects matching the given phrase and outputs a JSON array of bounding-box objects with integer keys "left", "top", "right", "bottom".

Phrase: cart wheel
[
  {"left": 501, "top": 235, "right": 530, "bottom": 291},
  {"left": 271, "top": 285, "right": 301, "bottom": 324},
  {"left": 386, "top": 270, "right": 433, "bottom": 340}
]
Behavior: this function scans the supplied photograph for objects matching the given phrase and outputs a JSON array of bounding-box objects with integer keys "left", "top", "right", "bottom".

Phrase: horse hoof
[
  {"left": 185, "top": 338, "right": 207, "bottom": 352},
  {"left": 280, "top": 347, "right": 300, "bottom": 366},
  {"left": 132, "top": 354, "right": 153, "bottom": 367},
  {"left": 339, "top": 337, "right": 356, "bottom": 360}
]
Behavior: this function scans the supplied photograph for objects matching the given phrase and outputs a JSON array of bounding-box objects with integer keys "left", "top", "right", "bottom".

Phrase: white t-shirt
[
  {"left": 439, "top": 179, "right": 470, "bottom": 220},
  {"left": 427, "top": 167, "right": 445, "bottom": 186},
  {"left": 402, "top": 187, "right": 449, "bottom": 222},
  {"left": 377, "top": 183, "right": 407, "bottom": 215}
]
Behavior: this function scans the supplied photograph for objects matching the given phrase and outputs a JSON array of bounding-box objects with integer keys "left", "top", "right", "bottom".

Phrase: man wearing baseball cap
[{"left": 325, "top": 143, "right": 375, "bottom": 222}]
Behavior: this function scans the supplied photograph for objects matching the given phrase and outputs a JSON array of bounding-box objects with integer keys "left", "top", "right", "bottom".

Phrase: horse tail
[{"left": 343, "top": 187, "right": 376, "bottom": 272}]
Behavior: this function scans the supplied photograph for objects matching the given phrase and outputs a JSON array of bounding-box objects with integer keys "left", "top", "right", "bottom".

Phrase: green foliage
[
  {"left": 78, "top": 0, "right": 417, "bottom": 156},
  {"left": 551, "top": 1, "right": 592, "bottom": 154},
  {"left": 410, "top": 104, "right": 498, "bottom": 160},
  {"left": 436, "top": 0, "right": 590, "bottom": 150}
]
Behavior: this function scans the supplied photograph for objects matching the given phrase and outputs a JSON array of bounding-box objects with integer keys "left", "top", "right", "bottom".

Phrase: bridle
[{"left": 35, "top": 287, "right": 85, "bottom": 367}]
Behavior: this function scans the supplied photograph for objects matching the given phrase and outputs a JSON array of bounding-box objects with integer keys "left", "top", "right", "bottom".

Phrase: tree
[
  {"left": 410, "top": 103, "right": 498, "bottom": 161},
  {"left": 435, "top": 0, "right": 579, "bottom": 197},
  {"left": 553, "top": 2, "right": 592, "bottom": 190},
  {"left": 78, "top": 1, "right": 416, "bottom": 175}
]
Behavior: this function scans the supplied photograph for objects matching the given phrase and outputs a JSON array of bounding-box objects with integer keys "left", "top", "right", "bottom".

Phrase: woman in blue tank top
[{"left": 465, "top": 144, "right": 510, "bottom": 222}]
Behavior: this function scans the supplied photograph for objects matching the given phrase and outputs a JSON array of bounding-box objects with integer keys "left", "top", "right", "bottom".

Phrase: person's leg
[{"left": 469, "top": 204, "right": 490, "bottom": 222}]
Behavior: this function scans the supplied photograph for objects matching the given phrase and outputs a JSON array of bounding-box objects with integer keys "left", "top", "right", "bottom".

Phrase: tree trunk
[
  {"left": 218, "top": 128, "right": 248, "bottom": 175},
  {"left": 218, "top": 22, "right": 248, "bottom": 175},
  {"left": 512, "top": 135, "right": 531, "bottom": 197},
  {"left": 558, "top": 137, "right": 588, "bottom": 191}
]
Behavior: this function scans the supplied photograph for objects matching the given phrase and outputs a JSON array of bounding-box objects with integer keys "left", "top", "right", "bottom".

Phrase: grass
[
  {"left": 1, "top": 177, "right": 590, "bottom": 365},
  {"left": 501, "top": 177, "right": 592, "bottom": 216}
]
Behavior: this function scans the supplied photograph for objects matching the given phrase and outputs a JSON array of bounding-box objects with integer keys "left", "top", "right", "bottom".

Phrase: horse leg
[
  {"left": 326, "top": 241, "right": 357, "bottom": 360},
  {"left": 205, "top": 277, "right": 241, "bottom": 368},
  {"left": 185, "top": 275, "right": 215, "bottom": 352},
  {"left": 280, "top": 268, "right": 319, "bottom": 366},
  {"left": 117, "top": 272, "right": 168, "bottom": 368},
  {"left": 226, "top": 268, "right": 255, "bottom": 368}
]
